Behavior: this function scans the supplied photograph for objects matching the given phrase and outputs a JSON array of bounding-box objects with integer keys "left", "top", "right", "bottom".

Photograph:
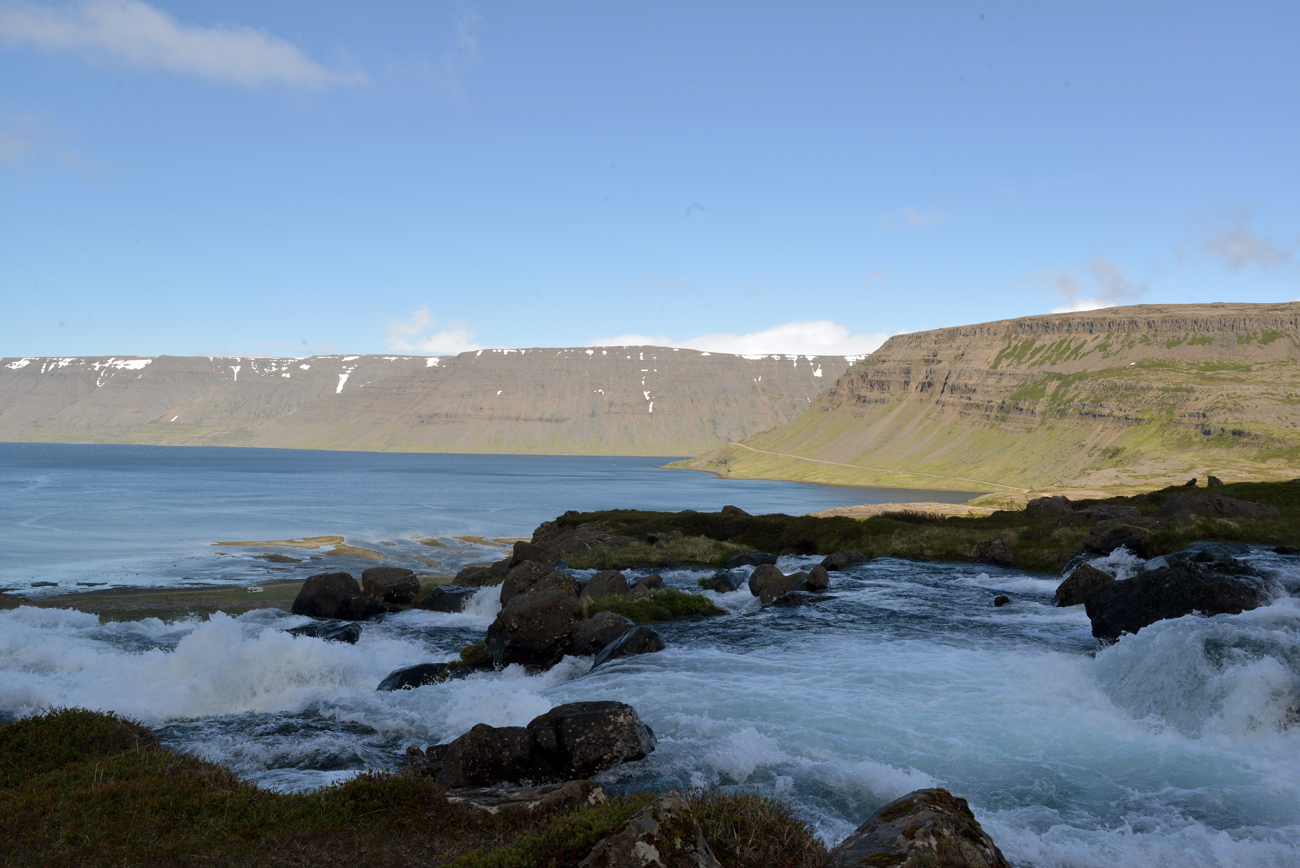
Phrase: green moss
[
  {"left": 581, "top": 588, "right": 725, "bottom": 621},
  {"left": 1187, "top": 334, "right": 1214, "bottom": 346}
]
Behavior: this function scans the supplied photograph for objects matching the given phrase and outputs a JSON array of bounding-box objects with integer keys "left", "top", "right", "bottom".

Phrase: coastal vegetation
[
  {"left": 0, "top": 707, "right": 826, "bottom": 868},
  {"left": 579, "top": 587, "right": 727, "bottom": 621}
]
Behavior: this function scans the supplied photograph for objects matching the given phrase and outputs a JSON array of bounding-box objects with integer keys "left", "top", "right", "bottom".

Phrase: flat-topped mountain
[
  {"left": 0, "top": 348, "right": 853, "bottom": 455},
  {"left": 675, "top": 302, "right": 1300, "bottom": 494}
]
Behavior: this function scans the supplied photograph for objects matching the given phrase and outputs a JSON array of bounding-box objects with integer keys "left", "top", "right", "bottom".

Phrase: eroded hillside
[
  {"left": 0, "top": 348, "right": 852, "bottom": 455},
  {"left": 676, "top": 303, "right": 1300, "bottom": 495}
]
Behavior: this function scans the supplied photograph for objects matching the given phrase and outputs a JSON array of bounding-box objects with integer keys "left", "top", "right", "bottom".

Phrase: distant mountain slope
[
  {"left": 674, "top": 303, "right": 1300, "bottom": 494},
  {"left": 0, "top": 348, "right": 853, "bottom": 455}
]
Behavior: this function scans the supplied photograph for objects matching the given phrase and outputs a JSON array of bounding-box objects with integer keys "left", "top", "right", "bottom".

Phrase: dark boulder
[
  {"left": 454, "top": 558, "right": 511, "bottom": 587},
  {"left": 500, "top": 561, "right": 576, "bottom": 607},
  {"left": 339, "top": 593, "right": 386, "bottom": 621},
  {"left": 1054, "top": 562, "right": 1115, "bottom": 607},
  {"left": 377, "top": 662, "right": 446, "bottom": 691},
  {"left": 580, "top": 570, "right": 632, "bottom": 601},
  {"left": 591, "top": 626, "right": 665, "bottom": 669},
  {"left": 748, "top": 564, "right": 804, "bottom": 604},
  {"left": 1275, "top": 545, "right": 1300, "bottom": 555},
  {"left": 1026, "top": 495, "right": 1073, "bottom": 518},
  {"left": 634, "top": 573, "right": 665, "bottom": 591},
  {"left": 700, "top": 570, "right": 743, "bottom": 592},
  {"left": 993, "top": 595, "right": 1011, "bottom": 607},
  {"left": 1060, "top": 504, "right": 1143, "bottom": 527},
  {"left": 770, "top": 591, "right": 817, "bottom": 607},
  {"left": 417, "top": 586, "right": 480, "bottom": 613},
  {"left": 720, "top": 504, "right": 750, "bottom": 516},
  {"left": 726, "top": 550, "right": 778, "bottom": 568},
  {"left": 825, "top": 788, "right": 1008, "bottom": 868},
  {"left": 572, "top": 611, "right": 636, "bottom": 656},
  {"left": 1085, "top": 556, "right": 1272, "bottom": 642},
  {"left": 805, "top": 564, "right": 830, "bottom": 591},
  {"left": 1185, "top": 477, "right": 1198, "bottom": 486},
  {"left": 579, "top": 792, "right": 720, "bottom": 868},
  {"left": 511, "top": 540, "right": 548, "bottom": 565},
  {"left": 974, "top": 537, "right": 1015, "bottom": 567},
  {"left": 285, "top": 619, "right": 361, "bottom": 644},
  {"left": 1082, "top": 522, "right": 1152, "bottom": 558},
  {"left": 291, "top": 572, "right": 362, "bottom": 618},
  {"left": 444, "top": 723, "right": 536, "bottom": 787},
  {"left": 820, "top": 550, "right": 860, "bottom": 571},
  {"left": 526, "top": 701, "right": 657, "bottom": 779},
  {"left": 486, "top": 588, "right": 581, "bottom": 668},
  {"left": 361, "top": 567, "right": 420, "bottom": 605},
  {"left": 1165, "top": 541, "right": 1252, "bottom": 563},
  {"left": 1207, "top": 475, "right": 1224, "bottom": 487},
  {"left": 1154, "top": 491, "right": 1280, "bottom": 521}
]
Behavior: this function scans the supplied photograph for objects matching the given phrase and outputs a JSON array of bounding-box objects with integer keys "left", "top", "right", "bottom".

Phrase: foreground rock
[
  {"left": 825, "top": 788, "right": 1008, "bottom": 868},
  {"left": 487, "top": 587, "right": 581, "bottom": 668},
  {"left": 440, "top": 701, "right": 656, "bottom": 787},
  {"left": 747, "top": 564, "right": 831, "bottom": 604},
  {"left": 290, "top": 572, "right": 384, "bottom": 620},
  {"left": 1054, "top": 562, "right": 1115, "bottom": 607},
  {"left": 417, "top": 586, "right": 480, "bottom": 613},
  {"left": 580, "top": 792, "right": 721, "bottom": 868},
  {"left": 591, "top": 626, "right": 665, "bottom": 669},
  {"left": 1085, "top": 553, "right": 1272, "bottom": 642},
  {"left": 360, "top": 567, "right": 420, "bottom": 605},
  {"left": 285, "top": 619, "right": 361, "bottom": 644},
  {"left": 572, "top": 611, "right": 636, "bottom": 655}
]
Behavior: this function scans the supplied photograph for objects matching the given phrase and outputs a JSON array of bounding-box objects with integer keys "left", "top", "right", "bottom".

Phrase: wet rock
[
  {"left": 700, "top": 570, "right": 743, "bottom": 592},
  {"left": 820, "top": 550, "right": 861, "bottom": 571},
  {"left": 377, "top": 662, "right": 446, "bottom": 691},
  {"left": 572, "top": 611, "right": 636, "bottom": 656},
  {"left": 720, "top": 504, "right": 750, "bottom": 517},
  {"left": 579, "top": 792, "right": 720, "bottom": 868},
  {"left": 285, "top": 619, "right": 362, "bottom": 644},
  {"left": 1060, "top": 504, "right": 1143, "bottom": 527},
  {"left": 526, "top": 701, "right": 657, "bottom": 779},
  {"left": 591, "top": 626, "right": 665, "bottom": 668},
  {"left": 1054, "top": 562, "right": 1115, "bottom": 607},
  {"left": 1082, "top": 522, "right": 1152, "bottom": 558},
  {"left": 993, "top": 595, "right": 1011, "bottom": 607},
  {"left": 726, "top": 550, "right": 778, "bottom": 569},
  {"left": 291, "top": 572, "right": 362, "bottom": 618},
  {"left": 1026, "top": 495, "right": 1073, "bottom": 518},
  {"left": 974, "top": 537, "right": 1015, "bottom": 567},
  {"left": 1166, "top": 541, "right": 1251, "bottom": 563},
  {"left": 511, "top": 540, "right": 548, "bottom": 565},
  {"left": 417, "top": 586, "right": 480, "bottom": 613},
  {"left": 1085, "top": 556, "right": 1272, "bottom": 643},
  {"left": 455, "top": 558, "right": 511, "bottom": 587},
  {"left": 444, "top": 724, "right": 536, "bottom": 787},
  {"left": 1154, "top": 491, "right": 1280, "bottom": 521},
  {"left": 581, "top": 570, "right": 632, "bottom": 601},
  {"left": 486, "top": 587, "right": 581, "bottom": 668},
  {"left": 805, "top": 564, "right": 830, "bottom": 591},
  {"left": 448, "top": 780, "right": 609, "bottom": 815},
  {"left": 635, "top": 574, "right": 665, "bottom": 591},
  {"left": 748, "top": 564, "right": 804, "bottom": 604},
  {"left": 339, "top": 593, "right": 386, "bottom": 621},
  {"left": 361, "top": 567, "right": 420, "bottom": 605},
  {"left": 500, "top": 561, "right": 577, "bottom": 607},
  {"left": 770, "top": 591, "right": 817, "bottom": 607},
  {"left": 825, "top": 787, "right": 1008, "bottom": 868}
]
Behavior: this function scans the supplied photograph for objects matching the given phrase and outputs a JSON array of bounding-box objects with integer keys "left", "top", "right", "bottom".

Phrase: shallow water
[{"left": 4, "top": 551, "right": 1299, "bottom": 867}]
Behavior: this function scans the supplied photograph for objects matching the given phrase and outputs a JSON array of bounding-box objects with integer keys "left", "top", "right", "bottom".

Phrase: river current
[{"left": 2, "top": 444, "right": 1298, "bottom": 867}]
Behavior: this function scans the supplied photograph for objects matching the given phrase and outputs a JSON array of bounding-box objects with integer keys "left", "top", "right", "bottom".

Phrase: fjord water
[{"left": 2, "top": 445, "right": 1299, "bottom": 867}]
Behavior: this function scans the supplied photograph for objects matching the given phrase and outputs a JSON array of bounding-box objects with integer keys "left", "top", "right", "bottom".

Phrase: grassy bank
[
  {"left": 554, "top": 480, "right": 1300, "bottom": 573},
  {"left": 0, "top": 708, "right": 826, "bottom": 868}
]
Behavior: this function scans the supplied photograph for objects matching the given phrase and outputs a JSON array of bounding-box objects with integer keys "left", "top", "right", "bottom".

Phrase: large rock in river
[
  {"left": 361, "top": 567, "right": 420, "bottom": 605},
  {"left": 444, "top": 723, "right": 537, "bottom": 787},
  {"left": 1054, "top": 562, "right": 1114, "bottom": 607},
  {"left": 572, "top": 611, "right": 635, "bottom": 656},
  {"left": 825, "top": 788, "right": 1008, "bottom": 868},
  {"left": 291, "top": 572, "right": 382, "bottom": 620},
  {"left": 500, "top": 561, "right": 576, "bottom": 607},
  {"left": 1085, "top": 554, "right": 1272, "bottom": 642},
  {"left": 580, "top": 570, "right": 633, "bottom": 602},
  {"left": 748, "top": 564, "right": 805, "bottom": 604},
  {"left": 591, "top": 626, "right": 665, "bottom": 669},
  {"left": 526, "top": 701, "right": 657, "bottom": 779},
  {"left": 486, "top": 587, "right": 581, "bottom": 668},
  {"left": 417, "top": 586, "right": 480, "bottom": 613}
]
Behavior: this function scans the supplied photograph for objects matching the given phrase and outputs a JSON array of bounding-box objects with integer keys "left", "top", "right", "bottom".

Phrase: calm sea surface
[{"left": 3, "top": 443, "right": 1299, "bottom": 866}]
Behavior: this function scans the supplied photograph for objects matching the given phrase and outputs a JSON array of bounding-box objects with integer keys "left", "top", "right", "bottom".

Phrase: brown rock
[
  {"left": 361, "top": 567, "right": 420, "bottom": 605},
  {"left": 1026, "top": 495, "right": 1073, "bottom": 518},
  {"left": 805, "top": 564, "right": 831, "bottom": 591},
  {"left": 825, "top": 788, "right": 1008, "bottom": 868},
  {"left": 1054, "top": 562, "right": 1115, "bottom": 607},
  {"left": 291, "top": 572, "right": 362, "bottom": 619},
  {"left": 572, "top": 611, "right": 636, "bottom": 656},
  {"left": 581, "top": 570, "right": 633, "bottom": 601},
  {"left": 486, "top": 588, "right": 581, "bottom": 668},
  {"left": 444, "top": 723, "right": 536, "bottom": 787},
  {"left": 527, "top": 701, "right": 657, "bottom": 779},
  {"left": 720, "top": 504, "right": 750, "bottom": 516},
  {"left": 747, "top": 564, "right": 804, "bottom": 604},
  {"left": 500, "top": 560, "right": 576, "bottom": 607}
]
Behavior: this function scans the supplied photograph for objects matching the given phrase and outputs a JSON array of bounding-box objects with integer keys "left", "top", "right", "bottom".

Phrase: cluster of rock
[
  {"left": 1055, "top": 541, "right": 1273, "bottom": 642},
  {"left": 290, "top": 567, "right": 423, "bottom": 621},
  {"left": 700, "top": 549, "right": 855, "bottom": 601}
]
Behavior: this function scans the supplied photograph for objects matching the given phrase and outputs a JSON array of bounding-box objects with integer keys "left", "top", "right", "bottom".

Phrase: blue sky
[{"left": 2, "top": 2, "right": 1297, "bottom": 359}]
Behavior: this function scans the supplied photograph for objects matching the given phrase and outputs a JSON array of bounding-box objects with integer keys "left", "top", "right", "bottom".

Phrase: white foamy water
[{"left": 4, "top": 551, "right": 1299, "bottom": 867}]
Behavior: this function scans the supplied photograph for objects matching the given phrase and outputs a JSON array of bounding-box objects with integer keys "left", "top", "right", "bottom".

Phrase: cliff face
[
  {"left": 0, "top": 348, "right": 851, "bottom": 455},
  {"left": 677, "top": 303, "right": 1300, "bottom": 493}
]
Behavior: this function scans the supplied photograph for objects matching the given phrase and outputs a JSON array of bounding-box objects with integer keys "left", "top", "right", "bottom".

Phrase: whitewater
[{"left": 2, "top": 445, "right": 1299, "bottom": 866}]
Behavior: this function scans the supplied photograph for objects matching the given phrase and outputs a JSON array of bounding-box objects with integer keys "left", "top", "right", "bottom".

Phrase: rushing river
[{"left": 2, "top": 444, "right": 1298, "bottom": 867}]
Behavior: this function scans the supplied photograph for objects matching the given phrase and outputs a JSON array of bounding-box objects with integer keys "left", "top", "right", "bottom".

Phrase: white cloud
[
  {"left": 1040, "top": 258, "right": 1146, "bottom": 314},
  {"left": 0, "top": 1, "right": 366, "bottom": 88},
  {"left": 0, "top": 113, "right": 87, "bottom": 169},
  {"left": 386, "top": 306, "right": 483, "bottom": 355},
  {"left": 586, "top": 320, "right": 888, "bottom": 357}
]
